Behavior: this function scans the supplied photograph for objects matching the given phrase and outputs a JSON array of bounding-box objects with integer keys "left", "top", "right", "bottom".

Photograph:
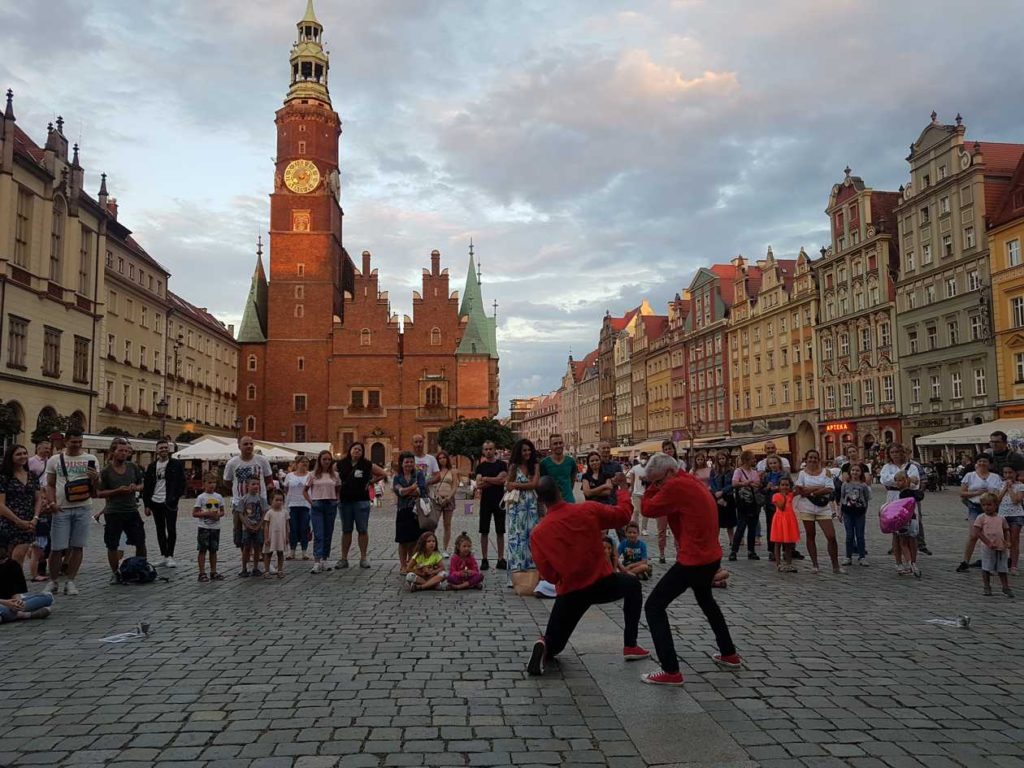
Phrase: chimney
[
  {"left": 430, "top": 249, "right": 440, "bottom": 276},
  {"left": 228, "top": 323, "right": 235, "bottom": 335},
  {"left": 107, "top": 198, "right": 118, "bottom": 220},
  {"left": 361, "top": 250, "right": 371, "bottom": 276}
]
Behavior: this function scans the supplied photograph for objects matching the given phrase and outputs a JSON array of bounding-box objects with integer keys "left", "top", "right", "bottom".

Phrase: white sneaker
[
  {"left": 154, "top": 557, "right": 167, "bottom": 567},
  {"left": 641, "top": 528, "right": 649, "bottom": 536},
  {"left": 859, "top": 558, "right": 869, "bottom": 567},
  {"left": 311, "top": 561, "right": 322, "bottom": 574},
  {"left": 442, "top": 551, "right": 450, "bottom": 559},
  {"left": 64, "top": 580, "right": 79, "bottom": 595},
  {"left": 269, "top": 562, "right": 278, "bottom": 575},
  {"left": 165, "top": 557, "right": 177, "bottom": 568},
  {"left": 406, "top": 571, "right": 417, "bottom": 584},
  {"left": 841, "top": 557, "right": 853, "bottom": 566},
  {"left": 44, "top": 580, "right": 60, "bottom": 594}
]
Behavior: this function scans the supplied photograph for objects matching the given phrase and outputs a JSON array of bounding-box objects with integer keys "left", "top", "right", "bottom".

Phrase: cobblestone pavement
[{"left": 0, "top": 488, "right": 1021, "bottom": 768}]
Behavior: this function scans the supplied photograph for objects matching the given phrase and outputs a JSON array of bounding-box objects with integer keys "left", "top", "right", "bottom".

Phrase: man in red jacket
[
  {"left": 641, "top": 453, "right": 742, "bottom": 685},
  {"left": 527, "top": 475, "right": 650, "bottom": 676}
]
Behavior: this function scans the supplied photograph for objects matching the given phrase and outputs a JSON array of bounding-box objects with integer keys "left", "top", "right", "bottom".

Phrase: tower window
[
  {"left": 247, "top": 354, "right": 257, "bottom": 371},
  {"left": 298, "top": 141, "right": 306, "bottom": 155},
  {"left": 245, "top": 416, "right": 256, "bottom": 432},
  {"left": 294, "top": 304, "right": 304, "bottom": 318},
  {"left": 294, "top": 285, "right": 304, "bottom": 299},
  {"left": 297, "top": 357, "right": 305, "bottom": 371},
  {"left": 430, "top": 327, "right": 441, "bottom": 346},
  {"left": 297, "top": 263, "right": 305, "bottom": 276},
  {"left": 425, "top": 385, "right": 442, "bottom": 407},
  {"left": 247, "top": 384, "right": 256, "bottom": 400},
  {"left": 360, "top": 328, "right": 371, "bottom": 346}
]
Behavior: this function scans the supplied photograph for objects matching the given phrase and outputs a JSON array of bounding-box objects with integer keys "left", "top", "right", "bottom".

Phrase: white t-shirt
[
  {"left": 283, "top": 472, "right": 311, "bottom": 509},
  {"left": 627, "top": 463, "right": 647, "bottom": 496},
  {"left": 960, "top": 471, "right": 1002, "bottom": 504},
  {"left": 880, "top": 462, "right": 921, "bottom": 503},
  {"left": 151, "top": 459, "right": 169, "bottom": 503},
  {"left": 998, "top": 481, "right": 1024, "bottom": 517},
  {"left": 794, "top": 468, "right": 833, "bottom": 515},
  {"left": 45, "top": 452, "right": 99, "bottom": 509},
  {"left": 413, "top": 453, "right": 439, "bottom": 478},
  {"left": 756, "top": 455, "right": 791, "bottom": 473},
  {"left": 194, "top": 492, "right": 225, "bottom": 529},
  {"left": 223, "top": 454, "right": 273, "bottom": 509}
]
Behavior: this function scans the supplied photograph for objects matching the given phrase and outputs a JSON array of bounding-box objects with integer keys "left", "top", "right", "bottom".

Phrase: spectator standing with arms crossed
[{"left": 474, "top": 441, "right": 508, "bottom": 571}]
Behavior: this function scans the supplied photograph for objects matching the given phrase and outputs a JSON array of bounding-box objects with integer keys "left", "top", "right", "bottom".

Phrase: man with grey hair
[{"left": 640, "top": 452, "right": 741, "bottom": 686}]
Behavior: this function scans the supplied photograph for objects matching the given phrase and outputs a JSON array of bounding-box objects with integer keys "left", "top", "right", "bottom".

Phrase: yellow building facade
[{"left": 990, "top": 158, "right": 1024, "bottom": 416}]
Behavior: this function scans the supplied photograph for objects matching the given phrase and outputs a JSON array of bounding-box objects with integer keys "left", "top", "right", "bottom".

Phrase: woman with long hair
[
  {"left": 393, "top": 451, "right": 427, "bottom": 573},
  {"left": 794, "top": 449, "right": 842, "bottom": 574},
  {"left": 504, "top": 439, "right": 541, "bottom": 580},
  {"left": 0, "top": 445, "right": 43, "bottom": 565},
  {"left": 581, "top": 452, "right": 614, "bottom": 504},
  {"left": 709, "top": 451, "right": 735, "bottom": 545},
  {"left": 282, "top": 455, "right": 311, "bottom": 561},
  {"left": 304, "top": 450, "right": 340, "bottom": 574},
  {"left": 337, "top": 442, "right": 387, "bottom": 569},
  {"left": 433, "top": 450, "right": 461, "bottom": 557}
]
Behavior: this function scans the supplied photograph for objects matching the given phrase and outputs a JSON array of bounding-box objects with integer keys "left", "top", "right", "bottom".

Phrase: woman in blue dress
[{"left": 504, "top": 439, "right": 540, "bottom": 578}]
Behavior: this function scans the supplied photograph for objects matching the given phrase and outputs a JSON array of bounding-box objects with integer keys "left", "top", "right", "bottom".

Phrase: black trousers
[
  {"left": 731, "top": 508, "right": 758, "bottom": 554},
  {"left": 543, "top": 573, "right": 641, "bottom": 657},
  {"left": 763, "top": 501, "right": 775, "bottom": 552},
  {"left": 645, "top": 561, "right": 736, "bottom": 674},
  {"left": 150, "top": 501, "right": 178, "bottom": 558}
]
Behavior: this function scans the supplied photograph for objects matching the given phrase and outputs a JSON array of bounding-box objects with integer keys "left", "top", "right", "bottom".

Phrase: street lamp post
[
  {"left": 156, "top": 397, "right": 169, "bottom": 442},
  {"left": 234, "top": 417, "right": 241, "bottom": 439}
]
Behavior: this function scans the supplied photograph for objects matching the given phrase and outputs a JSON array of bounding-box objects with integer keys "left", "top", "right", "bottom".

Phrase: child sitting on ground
[
  {"left": 618, "top": 522, "right": 652, "bottom": 580},
  {"left": 892, "top": 471, "right": 921, "bottom": 578},
  {"left": 262, "top": 490, "right": 290, "bottom": 579},
  {"left": 192, "top": 473, "right": 226, "bottom": 582},
  {"left": 448, "top": 532, "right": 483, "bottom": 590},
  {"left": 771, "top": 476, "right": 800, "bottom": 573},
  {"left": 406, "top": 531, "right": 447, "bottom": 591},
  {"left": 239, "top": 478, "right": 267, "bottom": 578},
  {"left": 974, "top": 491, "right": 1013, "bottom": 598}
]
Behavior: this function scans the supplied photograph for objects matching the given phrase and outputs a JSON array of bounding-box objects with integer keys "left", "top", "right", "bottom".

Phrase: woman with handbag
[
  {"left": 794, "top": 449, "right": 843, "bottom": 574},
  {"left": 708, "top": 452, "right": 735, "bottom": 548},
  {"left": 433, "top": 451, "right": 461, "bottom": 558},
  {"left": 729, "top": 451, "right": 762, "bottom": 561},
  {"left": 505, "top": 439, "right": 540, "bottom": 591},
  {"left": 393, "top": 452, "right": 428, "bottom": 574}
]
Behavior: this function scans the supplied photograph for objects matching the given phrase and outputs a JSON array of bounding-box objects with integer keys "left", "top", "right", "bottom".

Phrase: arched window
[
  {"left": 247, "top": 384, "right": 256, "bottom": 400},
  {"left": 294, "top": 304, "right": 304, "bottom": 318},
  {"left": 50, "top": 197, "right": 66, "bottom": 282},
  {"left": 360, "top": 328, "right": 371, "bottom": 346},
  {"left": 430, "top": 327, "right": 441, "bottom": 346},
  {"left": 425, "top": 385, "right": 442, "bottom": 406},
  {"left": 245, "top": 416, "right": 256, "bottom": 432},
  {"left": 247, "top": 354, "right": 257, "bottom": 371}
]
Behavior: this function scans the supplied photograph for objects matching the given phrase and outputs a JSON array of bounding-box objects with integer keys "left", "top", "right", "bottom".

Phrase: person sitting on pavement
[
  {"left": 0, "top": 536, "right": 53, "bottom": 623},
  {"left": 527, "top": 475, "right": 650, "bottom": 676}
]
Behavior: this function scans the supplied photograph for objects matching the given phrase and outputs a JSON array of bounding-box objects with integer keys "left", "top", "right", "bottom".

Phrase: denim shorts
[
  {"left": 1005, "top": 515, "right": 1024, "bottom": 529},
  {"left": 197, "top": 528, "right": 221, "bottom": 553},
  {"left": 981, "top": 546, "right": 1009, "bottom": 573},
  {"left": 339, "top": 501, "right": 371, "bottom": 534},
  {"left": 50, "top": 506, "right": 92, "bottom": 550},
  {"left": 240, "top": 528, "right": 264, "bottom": 548},
  {"left": 966, "top": 502, "right": 983, "bottom": 522}
]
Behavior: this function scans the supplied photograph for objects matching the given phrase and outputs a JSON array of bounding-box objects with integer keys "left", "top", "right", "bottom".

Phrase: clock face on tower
[{"left": 283, "top": 159, "right": 321, "bottom": 194}]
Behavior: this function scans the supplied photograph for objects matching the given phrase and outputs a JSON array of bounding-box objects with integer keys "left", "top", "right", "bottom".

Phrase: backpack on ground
[{"left": 118, "top": 556, "right": 158, "bottom": 584}]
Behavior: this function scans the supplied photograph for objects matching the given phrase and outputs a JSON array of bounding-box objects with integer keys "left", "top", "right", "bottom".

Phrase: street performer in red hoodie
[
  {"left": 527, "top": 474, "right": 651, "bottom": 676},
  {"left": 640, "top": 452, "right": 743, "bottom": 685}
]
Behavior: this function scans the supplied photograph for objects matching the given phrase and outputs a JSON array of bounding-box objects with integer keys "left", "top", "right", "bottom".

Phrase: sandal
[
  {"left": 32, "top": 575, "right": 49, "bottom": 583},
  {"left": 277, "top": 572, "right": 284, "bottom": 579},
  {"left": 285, "top": 553, "right": 295, "bottom": 561},
  {"left": 211, "top": 572, "right": 225, "bottom": 581},
  {"left": 198, "top": 573, "right": 210, "bottom": 582}
]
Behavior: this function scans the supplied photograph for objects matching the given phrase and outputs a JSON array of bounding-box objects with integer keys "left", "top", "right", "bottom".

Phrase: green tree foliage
[
  {"left": 31, "top": 411, "right": 81, "bottom": 444},
  {"left": 138, "top": 429, "right": 165, "bottom": 440},
  {"left": 0, "top": 402, "right": 21, "bottom": 446},
  {"left": 438, "top": 418, "right": 513, "bottom": 467},
  {"left": 176, "top": 431, "right": 204, "bottom": 444},
  {"left": 98, "top": 426, "right": 133, "bottom": 438}
]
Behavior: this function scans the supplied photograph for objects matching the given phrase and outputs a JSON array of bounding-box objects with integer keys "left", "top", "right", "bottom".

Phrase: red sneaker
[
  {"left": 623, "top": 645, "right": 651, "bottom": 661},
  {"left": 713, "top": 653, "right": 743, "bottom": 669},
  {"left": 527, "top": 638, "right": 546, "bottom": 676},
  {"left": 641, "top": 670, "right": 684, "bottom": 686}
]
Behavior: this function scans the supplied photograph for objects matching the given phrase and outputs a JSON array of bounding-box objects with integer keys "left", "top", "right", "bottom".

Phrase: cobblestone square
[{"left": 0, "top": 489, "right": 1020, "bottom": 767}]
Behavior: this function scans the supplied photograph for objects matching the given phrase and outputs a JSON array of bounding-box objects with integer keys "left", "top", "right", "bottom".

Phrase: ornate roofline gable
[{"left": 909, "top": 112, "right": 964, "bottom": 160}]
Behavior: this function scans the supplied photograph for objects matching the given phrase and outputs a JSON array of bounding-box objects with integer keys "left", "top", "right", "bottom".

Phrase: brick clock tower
[{"left": 238, "top": 1, "right": 499, "bottom": 461}]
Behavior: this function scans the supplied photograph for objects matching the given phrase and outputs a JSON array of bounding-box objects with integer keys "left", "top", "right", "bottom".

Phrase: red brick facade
[{"left": 237, "top": 4, "right": 498, "bottom": 466}]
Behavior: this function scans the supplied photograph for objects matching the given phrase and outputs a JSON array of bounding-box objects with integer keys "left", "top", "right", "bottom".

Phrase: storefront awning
[
  {"left": 914, "top": 418, "right": 1024, "bottom": 447},
  {"left": 740, "top": 436, "right": 792, "bottom": 455}
]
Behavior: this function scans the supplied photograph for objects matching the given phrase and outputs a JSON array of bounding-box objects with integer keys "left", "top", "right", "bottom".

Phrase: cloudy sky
[{"left": 2, "top": 0, "right": 1021, "bottom": 412}]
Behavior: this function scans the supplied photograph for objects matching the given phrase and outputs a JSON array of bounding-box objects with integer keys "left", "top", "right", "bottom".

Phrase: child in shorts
[
  {"left": 618, "top": 522, "right": 651, "bottom": 580},
  {"left": 893, "top": 471, "right": 921, "bottom": 578},
  {"left": 997, "top": 466, "right": 1024, "bottom": 576},
  {"left": 238, "top": 478, "right": 268, "bottom": 578},
  {"left": 974, "top": 492, "right": 1013, "bottom": 598},
  {"left": 193, "top": 473, "right": 226, "bottom": 582}
]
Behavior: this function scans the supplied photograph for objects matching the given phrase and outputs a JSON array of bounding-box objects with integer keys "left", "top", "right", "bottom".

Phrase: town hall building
[{"left": 237, "top": 1, "right": 499, "bottom": 466}]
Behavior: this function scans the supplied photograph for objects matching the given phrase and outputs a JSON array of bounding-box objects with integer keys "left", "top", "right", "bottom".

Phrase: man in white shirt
[
  {"left": 223, "top": 436, "right": 274, "bottom": 549},
  {"left": 626, "top": 454, "right": 649, "bottom": 535},
  {"left": 755, "top": 442, "right": 791, "bottom": 474},
  {"left": 411, "top": 434, "right": 440, "bottom": 481},
  {"left": 43, "top": 429, "right": 98, "bottom": 596}
]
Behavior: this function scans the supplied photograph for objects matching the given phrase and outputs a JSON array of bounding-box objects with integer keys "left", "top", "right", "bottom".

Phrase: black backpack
[{"left": 118, "top": 556, "right": 158, "bottom": 584}]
